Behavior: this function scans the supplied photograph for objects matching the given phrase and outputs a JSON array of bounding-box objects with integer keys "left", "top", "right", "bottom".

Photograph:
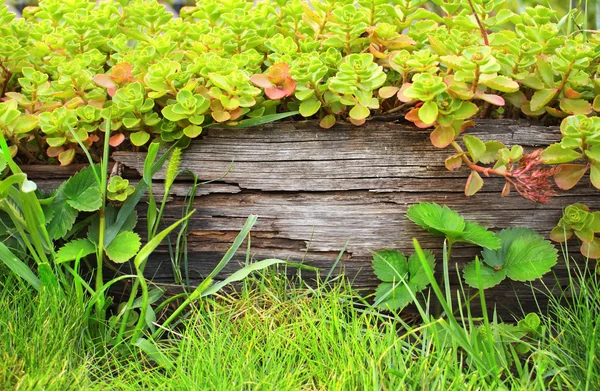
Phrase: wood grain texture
[{"left": 26, "top": 119, "right": 598, "bottom": 318}]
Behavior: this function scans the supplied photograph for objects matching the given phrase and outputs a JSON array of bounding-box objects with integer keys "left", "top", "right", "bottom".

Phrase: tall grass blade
[{"left": 0, "top": 242, "right": 40, "bottom": 290}]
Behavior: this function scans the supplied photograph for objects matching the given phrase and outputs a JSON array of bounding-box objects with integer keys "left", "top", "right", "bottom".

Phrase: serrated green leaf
[
  {"left": 541, "top": 143, "right": 581, "bottom": 164},
  {"left": 62, "top": 165, "right": 102, "bottom": 212},
  {"left": 480, "top": 228, "right": 557, "bottom": 282},
  {"left": 530, "top": 88, "right": 557, "bottom": 111},
  {"left": 372, "top": 250, "right": 408, "bottom": 282},
  {"left": 105, "top": 231, "right": 141, "bottom": 263},
  {"left": 48, "top": 187, "right": 78, "bottom": 240},
  {"left": 56, "top": 238, "right": 96, "bottom": 263},
  {"left": 463, "top": 135, "right": 486, "bottom": 162},
  {"left": 481, "top": 75, "right": 519, "bottom": 93},
  {"left": 559, "top": 98, "right": 592, "bottom": 115},
  {"left": 66, "top": 186, "right": 102, "bottom": 212},
  {"left": 460, "top": 222, "right": 501, "bottom": 250},
  {"left": 463, "top": 261, "right": 507, "bottom": 289},
  {"left": 407, "top": 250, "right": 435, "bottom": 290},
  {"left": 406, "top": 202, "right": 465, "bottom": 240}
]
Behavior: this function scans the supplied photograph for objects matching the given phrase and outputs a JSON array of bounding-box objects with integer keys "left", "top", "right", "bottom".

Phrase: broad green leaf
[
  {"left": 430, "top": 125, "right": 455, "bottom": 148},
  {"left": 320, "top": 114, "right": 336, "bottom": 129},
  {"left": 480, "top": 228, "right": 557, "bottom": 282},
  {"left": 0, "top": 242, "right": 40, "bottom": 290},
  {"left": 444, "top": 153, "right": 462, "bottom": 171},
  {"left": 135, "top": 338, "right": 174, "bottom": 369},
  {"left": 465, "top": 170, "right": 483, "bottom": 196},
  {"left": 536, "top": 58, "right": 555, "bottom": 87},
  {"left": 460, "top": 222, "right": 501, "bottom": 250},
  {"left": 299, "top": 98, "right": 321, "bottom": 117},
  {"left": 463, "top": 135, "right": 486, "bottom": 162},
  {"left": 463, "top": 261, "right": 507, "bottom": 289},
  {"left": 56, "top": 238, "right": 96, "bottom": 263},
  {"left": 105, "top": 230, "right": 141, "bottom": 263},
  {"left": 591, "top": 162, "right": 600, "bottom": 189},
  {"left": 406, "top": 202, "right": 465, "bottom": 239},
  {"left": 375, "top": 250, "right": 434, "bottom": 310},
  {"left": 530, "top": 88, "right": 557, "bottom": 111},
  {"left": 48, "top": 189, "right": 78, "bottom": 240},
  {"left": 541, "top": 143, "right": 581, "bottom": 164},
  {"left": 12, "top": 115, "right": 39, "bottom": 134},
  {"left": 63, "top": 165, "right": 102, "bottom": 212},
  {"left": 130, "top": 131, "right": 151, "bottom": 146},
  {"left": 585, "top": 145, "right": 600, "bottom": 163},
  {"left": 418, "top": 101, "right": 438, "bottom": 125},
  {"left": 372, "top": 250, "right": 408, "bottom": 282}
]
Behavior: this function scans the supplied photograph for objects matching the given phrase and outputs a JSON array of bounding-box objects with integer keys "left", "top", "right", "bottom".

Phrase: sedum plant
[
  {"left": 0, "top": 0, "right": 598, "bottom": 204},
  {"left": 550, "top": 203, "right": 600, "bottom": 259}
]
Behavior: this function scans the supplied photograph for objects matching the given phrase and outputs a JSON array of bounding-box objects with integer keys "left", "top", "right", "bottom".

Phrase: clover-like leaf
[
  {"left": 56, "top": 239, "right": 96, "bottom": 263},
  {"left": 105, "top": 230, "right": 141, "bottom": 263},
  {"left": 406, "top": 202, "right": 500, "bottom": 249},
  {"left": 465, "top": 228, "right": 558, "bottom": 288},
  {"left": 373, "top": 249, "right": 435, "bottom": 310},
  {"left": 63, "top": 165, "right": 102, "bottom": 212}
]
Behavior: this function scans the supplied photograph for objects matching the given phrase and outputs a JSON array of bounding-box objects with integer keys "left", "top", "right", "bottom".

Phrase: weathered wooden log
[{"left": 25, "top": 119, "right": 598, "bottom": 318}]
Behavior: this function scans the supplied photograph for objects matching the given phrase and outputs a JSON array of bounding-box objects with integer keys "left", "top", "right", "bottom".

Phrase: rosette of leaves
[
  {"left": 250, "top": 62, "right": 296, "bottom": 101},
  {"left": 521, "top": 41, "right": 594, "bottom": 117},
  {"left": 541, "top": 115, "right": 600, "bottom": 190},
  {"left": 367, "top": 23, "right": 415, "bottom": 59},
  {"left": 441, "top": 46, "right": 519, "bottom": 106},
  {"left": 206, "top": 70, "right": 262, "bottom": 123},
  {"left": 143, "top": 60, "right": 183, "bottom": 99},
  {"left": 38, "top": 107, "right": 84, "bottom": 166},
  {"left": 463, "top": 228, "right": 558, "bottom": 289},
  {"left": 0, "top": 100, "right": 40, "bottom": 158},
  {"left": 289, "top": 55, "right": 336, "bottom": 127},
  {"left": 550, "top": 203, "right": 600, "bottom": 258},
  {"left": 107, "top": 175, "right": 135, "bottom": 202},
  {"left": 322, "top": 4, "right": 368, "bottom": 55},
  {"left": 406, "top": 202, "right": 500, "bottom": 249},
  {"left": 161, "top": 89, "right": 210, "bottom": 139},
  {"left": 328, "top": 53, "right": 386, "bottom": 125},
  {"left": 111, "top": 82, "right": 160, "bottom": 146},
  {"left": 372, "top": 249, "right": 435, "bottom": 311},
  {"left": 264, "top": 34, "right": 299, "bottom": 66}
]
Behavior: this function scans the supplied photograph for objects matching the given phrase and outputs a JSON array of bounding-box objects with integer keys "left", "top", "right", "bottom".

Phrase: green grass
[{"left": 1, "top": 264, "right": 598, "bottom": 390}]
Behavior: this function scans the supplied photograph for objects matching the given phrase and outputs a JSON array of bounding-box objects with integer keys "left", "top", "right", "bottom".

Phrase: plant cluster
[
  {"left": 551, "top": 202, "right": 600, "bottom": 260},
  {"left": 0, "top": 0, "right": 598, "bottom": 203},
  {"left": 373, "top": 202, "right": 558, "bottom": 310}
]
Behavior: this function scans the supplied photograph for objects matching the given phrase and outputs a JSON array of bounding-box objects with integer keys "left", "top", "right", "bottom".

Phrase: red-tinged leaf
[
  {"left": 545, "top": 106, "right": 568, "bottom": 118},
  {"left": 281, "top": 77, "right": 296, "bottom": 97},
  {"left": 267, "top": 63, "right": 291, "bottom": 85},
  {"left": 47, "top": 146, "right": 64, "bottom": 158},
  {"left": 88, "top": 134, "right": 99, "bottom": 143},
  {"left": 88, "top": 99, "right": 105, "bottom": 109},
  {"left": 349, "top": 117, "right": 366, "bottom": 126},
  {"left": 501, "top": 181, "right": 511, "bottom": 197},
  {"left": 460, "top": 120, "right": 475, "bottom": 133},
  {"left": 229, "top": 107, "right": 243, "bottom": 121},
  {"left": 521, "top": 100, "right": 546, "bottom": 117},
  {"left": 320, "top": 114, "right": 336, "bottom": 129},
  {"left": 465, "top": 170, "right": 484, "bottom": 196},
  {"left": 445, "top": 153, "right": 463, "bottom": 171},
  {"left": 265, "top": 87, "right": 287, "bottom": 100},
  {"left": 554, "top": 164, "right": 587, "bottom": 190},
  {"left": 58, "top": 148, "right": 76, "bottom": 166},
  {"left": 405, "top": 107, "right": 431, "bottom": 129},
  {"left": 212, "top": 110, "right": 231, "bottom": 122},
  {"left": 564, "top": 88, "right": 581, "bottom": 99},
  {"left": 474, "top": 92, "right": 505, "bottom": 106},
  {"left": 250, "top": 74, "right": 273, "bottom": 89},
  {"left": 559, "top": 98, "right": 593, "bottom": 115},
  {"left": 550, "top": 225, "right": 573, "bottom": 242},
  {"left": 430, "top": 125, "right": 455, "bottom": 148},
  {"left": 581, "top": 237, "right": 600, "bottom": 259},
  {"left": 369, "top": 43, "right": 388, "bottom": 59},
  {"left": 530, "top": 88, "right": 558, "bottom": 111},
  {"left": 93, "top": 74, "right": 116, "bottom": 90},
  {"left": 109, "top": 133, "right": 125, "bottom": 147},
  {"left": 111, "top": 62, "right": 134, "bottom": 84},
  {"left": 379, "top": 86, "right": 399, "bottom": 99},
  {"left": 107, "top": 87, "right": 117, "bottom": 98},
  {"left": 397, "top": 83, "right": 412, "bottom": 103}
]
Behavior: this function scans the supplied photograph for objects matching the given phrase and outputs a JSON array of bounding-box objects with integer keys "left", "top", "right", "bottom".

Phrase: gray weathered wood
[{"left": 25, "top": 119, "right": 597, "bottom": 318}]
